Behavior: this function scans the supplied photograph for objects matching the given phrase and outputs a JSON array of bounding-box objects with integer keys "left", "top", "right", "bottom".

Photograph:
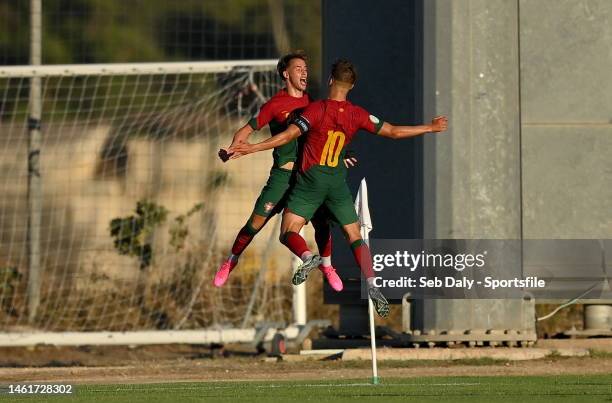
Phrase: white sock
[
  {"left": 300, "top": 251, "right": 313, "bottom": 262},
  {"left": 228, "top": 254, "right": 239, "bottom": 263},
  {"left": 321, "top": 256, "right": 332, "bottom": 267},
  {"left": 366, "top": 277, "right": 376, "bottom": 288}
]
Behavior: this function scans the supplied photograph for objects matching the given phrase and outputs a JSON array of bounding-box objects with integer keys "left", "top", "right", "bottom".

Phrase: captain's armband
[{"left": 291, "top": 115, "right": 311, "bottom": 134}]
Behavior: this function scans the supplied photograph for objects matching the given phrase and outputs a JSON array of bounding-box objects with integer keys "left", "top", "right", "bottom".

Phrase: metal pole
[
  {"left": 363, "top": 235, "right": 378, "bottom": 385},
  {"left": 240, "top": 216, "right": 281, "bottom": 329},
  {"left": 292, "top": 229, "right": 307, "bottom": 326},
  {"left": 367, "top": 298, "right": 379, "bottom": 384},
  {"left": 27, "top": 0, "right": 42, "bottom": 324}
]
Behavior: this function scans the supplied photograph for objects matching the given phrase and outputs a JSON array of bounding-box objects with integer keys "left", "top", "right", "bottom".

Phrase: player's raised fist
[
  {"left": 218, "top": 149, "right": 233, "bottom": 162},
  {"left": 431, "top": 116, "right": 448, "bottom": 133}
]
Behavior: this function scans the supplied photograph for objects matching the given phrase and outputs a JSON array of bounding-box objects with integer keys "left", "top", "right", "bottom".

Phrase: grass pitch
[{"left": 2, "top": 375, "right": 611, "bottom": 402}]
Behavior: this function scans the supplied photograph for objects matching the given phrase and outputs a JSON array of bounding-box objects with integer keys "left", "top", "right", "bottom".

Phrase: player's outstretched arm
[
  {"left": 377, "top": 116, "right": 448, "bottom": 139},
  {"left": 227, "top": 124, "right": 302, "bottom": 159},
  {"left": 230, "top": 124, "right": 255, "bottom": 146},
  {"left": 218, "top": 124, "right": 255, "bottom": 162}
]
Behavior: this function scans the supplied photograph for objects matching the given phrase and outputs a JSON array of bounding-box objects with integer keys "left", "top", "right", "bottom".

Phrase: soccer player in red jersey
[
  {"left": 213, "top": 52, "right": 344, "bottom": 292},
  {"left": 228, "top": 59, "right": 448, "bottom": 317}
]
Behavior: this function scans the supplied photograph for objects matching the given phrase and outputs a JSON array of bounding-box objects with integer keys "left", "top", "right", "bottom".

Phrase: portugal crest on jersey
[{"left": 264, "top": 202, "right": 275, "bottom": 213}]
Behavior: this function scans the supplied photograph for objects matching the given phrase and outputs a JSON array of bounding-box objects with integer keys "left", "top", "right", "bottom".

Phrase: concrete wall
[
  {"left": 417, "top": 0, "right": 612, "bottom": 333},
  {"left": 0, "top": 122, "right": 293, "bottom": 284},
  {"left": 419, "top": 0, "right": 528, "bottom": 335},
  {"left": 519, "top": 0, "right": 612, "bottom": 239},
  {"left": 423, "top": 0, "right": 522, "bottom": 240},
  {"left": 424, "top": 0, "right": 612, "bottom": 240}
]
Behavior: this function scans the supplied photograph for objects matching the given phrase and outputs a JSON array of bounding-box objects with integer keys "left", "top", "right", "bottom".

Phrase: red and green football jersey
[
  {"left": 292, "top": 99, "right": 384, "bottom": 174},
  {"left": 248, "top": 89, "right": 310, "bottom": 167}
]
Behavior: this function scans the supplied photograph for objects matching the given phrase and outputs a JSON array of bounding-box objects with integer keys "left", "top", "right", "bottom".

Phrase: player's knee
[
  {"left": 342, "top": 223, "right": 362, "bottom": 243},
  {"left": 347, "top": 234, "right": 362, "bottom": 244},
  {"left": 242, "top": 217, "right": 264, "bottom": 236},
  {"left": 248, "top": 214, "right": 267, "bottom": 232},
  {"left": 283, "top": 219, "right": 304, "bottom": 234}
]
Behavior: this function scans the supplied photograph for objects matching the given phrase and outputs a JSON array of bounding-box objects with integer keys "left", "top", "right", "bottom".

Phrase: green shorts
[
  {"left": 252, "top": 167, "right": 295, "bottom": 217},
  {"left": 286, "top": 167, "right": 359, "bottom": 226}
]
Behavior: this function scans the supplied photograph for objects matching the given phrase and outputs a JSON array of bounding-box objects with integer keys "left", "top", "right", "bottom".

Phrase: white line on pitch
[{"left": 85, "top": 382, "right": 480, "bottom": 392}]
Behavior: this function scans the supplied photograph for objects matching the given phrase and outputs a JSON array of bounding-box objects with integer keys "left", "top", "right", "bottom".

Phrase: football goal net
[{"left": 0, "top": 60, "right": 301, "bottom": 345}]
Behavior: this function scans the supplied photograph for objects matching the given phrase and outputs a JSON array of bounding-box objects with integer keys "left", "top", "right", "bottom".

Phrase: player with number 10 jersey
[{"left": 288, "top": 99, "right": 383, "bottom": 226}]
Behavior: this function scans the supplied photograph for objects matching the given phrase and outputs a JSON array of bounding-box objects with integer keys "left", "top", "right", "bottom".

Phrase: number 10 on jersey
[{"left": 319, "top": 130, "right": 346, "bottom": 167}]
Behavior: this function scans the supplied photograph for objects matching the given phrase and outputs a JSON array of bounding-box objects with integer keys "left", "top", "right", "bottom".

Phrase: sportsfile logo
[
  {"left": 365, "top": 239, "right": 612, "bottom": 300},
  {"left": 372, "top": 250, "right": 487, "bottom": 272}
]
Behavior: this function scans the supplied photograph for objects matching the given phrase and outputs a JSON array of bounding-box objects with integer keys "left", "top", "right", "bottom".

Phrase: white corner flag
[
  {"left": 354, "top": 178, "right": 373, "bottom": 240},
  {"left": 354, "top": 178, "right": 379, "bottom": 385}
]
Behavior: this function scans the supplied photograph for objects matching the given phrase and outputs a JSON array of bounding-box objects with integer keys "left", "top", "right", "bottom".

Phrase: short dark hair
[
  {"left": 331, "top": 59, "right": 357, "bottom": 84},
  {"left": 277, "top": 50, "right": 307, "bottom": 80}
]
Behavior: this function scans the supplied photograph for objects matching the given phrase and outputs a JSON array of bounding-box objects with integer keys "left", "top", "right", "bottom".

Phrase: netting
[{"left": 0, "top": 61, "right": 295, "bottom": 332}]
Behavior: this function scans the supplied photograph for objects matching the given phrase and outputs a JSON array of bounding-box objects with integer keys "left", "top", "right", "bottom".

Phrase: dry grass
[{"left": 535, "top": 303, "right": 583, "bottom": 337}]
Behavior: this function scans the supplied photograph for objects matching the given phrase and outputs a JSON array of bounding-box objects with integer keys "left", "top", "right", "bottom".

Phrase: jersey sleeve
[
  {"left": 291, "top": 102, "right": 323, "bottom": 134},
  {"left": 357, "top": 107, "right": 384, "bottom": 134},
  {"left": 247, "top": 100, "right": 276, "bottom": 130}
]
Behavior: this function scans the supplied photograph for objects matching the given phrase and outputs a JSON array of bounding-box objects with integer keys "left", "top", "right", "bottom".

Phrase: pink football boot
[
  {"left": 213, "top": 259, "right": 238, "bottom": 287},
  {"left": 319, "top": 265, "right": 343, "bottom": 292}
]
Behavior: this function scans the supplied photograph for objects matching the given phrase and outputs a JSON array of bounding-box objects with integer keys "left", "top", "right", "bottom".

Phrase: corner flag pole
[{"left": 355, "top": 178, "right": 379, "bottom": 385}]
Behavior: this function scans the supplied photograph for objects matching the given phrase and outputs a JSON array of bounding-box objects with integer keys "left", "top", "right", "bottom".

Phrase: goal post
[
  {"left": 0, "top": 60, "right": 282, "bottom": 78},
  {"left": 0, "top": 60, "right": 306, "bottom": 345}
]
